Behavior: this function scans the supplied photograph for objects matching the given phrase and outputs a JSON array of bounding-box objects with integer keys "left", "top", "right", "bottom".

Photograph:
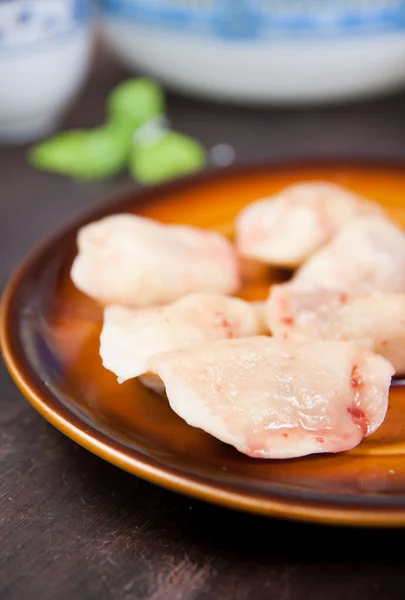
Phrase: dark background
[{"left": 2, "top": 51, "right": 405, "bottom": 600}]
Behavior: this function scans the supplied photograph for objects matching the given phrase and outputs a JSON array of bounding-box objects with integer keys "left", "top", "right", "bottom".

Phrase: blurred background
[
  {"left": 4, "top": 1, "right": 405, "bottom": 138},
  {"left": 3, "top": 2, "right": 405, "bottom": 146},
  {"left": 3, "top": 0, "right": 405, "bottom": 280}
]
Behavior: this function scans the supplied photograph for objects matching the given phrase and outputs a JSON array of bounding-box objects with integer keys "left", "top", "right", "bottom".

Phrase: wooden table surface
[{"left": 3, "top": 53, "right": 405, "bottom": 600}]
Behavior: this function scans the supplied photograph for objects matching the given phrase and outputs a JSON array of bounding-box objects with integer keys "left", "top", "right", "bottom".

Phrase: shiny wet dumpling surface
[
  {"left": 267, "top": 285, "right": 405, "bottom": 375},
  {"left": 235, "top": 181, "right": 382, "bottom": 268},
  {"left": 100, "top": 293, "right": 263, "bottom": 384},
  {"left": 71, "top": 214, "right": 240, "bottom": 307},
  {"left": 148, "top": 337, "right": 393, "bottom": 459}
]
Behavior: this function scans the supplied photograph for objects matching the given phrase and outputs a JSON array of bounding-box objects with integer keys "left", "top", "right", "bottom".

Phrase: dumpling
[
  {"left": 293, "top": 215, "right": 405, "bottom": 292},
  {"left": 148, "top": 337, "right": 393, "bottom": 459},
  {"left": 100, "top": 293, "right": 264, "bottom": 385},
  {"left": 71, "top": 213, "right": 239, "bottom": 307},
  {"left": 235, "top": 181, "right": 382, "bottom": 268},
  {"left": 267, "top": 285, "right": 405, "bottom": 375}
]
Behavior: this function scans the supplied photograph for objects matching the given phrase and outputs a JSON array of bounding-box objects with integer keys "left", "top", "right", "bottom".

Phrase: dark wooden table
[{"left": 3, "top": 52, "right": 405, "bottom": 600}]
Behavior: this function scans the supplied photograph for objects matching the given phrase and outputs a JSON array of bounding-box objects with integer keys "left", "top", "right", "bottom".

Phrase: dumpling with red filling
[
  {"left": 148, "top": 337, "right": 393, "bottom": 459},
  {"left": 267, "top": 285, "right": 405, "bottom": 375},
  {"left": 100, "top": 293, "right": 264, "bottom": 388}
]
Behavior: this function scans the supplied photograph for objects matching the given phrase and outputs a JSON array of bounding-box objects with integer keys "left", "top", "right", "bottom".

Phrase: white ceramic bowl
[
  {"left": 99, "top": 0, "right": 405, "bottom": 105},
  {"left": 0, "top": 0, "right": 94, "bottom": 143}
]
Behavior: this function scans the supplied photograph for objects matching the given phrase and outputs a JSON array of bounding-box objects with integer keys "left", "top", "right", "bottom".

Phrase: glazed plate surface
[{"left": 3, "top": 162, "right": 405, "bottom": 527}]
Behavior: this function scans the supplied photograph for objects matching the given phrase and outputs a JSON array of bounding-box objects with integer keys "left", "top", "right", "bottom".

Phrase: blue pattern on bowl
[
  {"left": 0, "top": 0, "right": 92, "bottom": 50},
  {"left": 99, "top": 0, "right": 405, "bottom": 40}
]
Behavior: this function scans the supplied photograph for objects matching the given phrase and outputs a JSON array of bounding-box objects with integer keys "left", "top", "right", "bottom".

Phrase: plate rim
[{"left": 4, "top": 158, "right": 405, "bottom": 528}]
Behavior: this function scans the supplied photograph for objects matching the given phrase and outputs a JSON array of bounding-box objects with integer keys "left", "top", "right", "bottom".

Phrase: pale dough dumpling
[
  {"left": 267, "top": 285, "right": 405, "bottom": 375},
  {"left": 71, "top": 214, "right": 240, "bottom": 307},
  {"left": 148, "top": 337, "right": 393, "bottom": 459},
  {"left": 293, "top": 215, "right": 405, "bottom": 292},
  {"left": 235, "top": 181, "right": 382, "bottom": 268},
  {"left": 100, "top": 293, "right": 264, "bottom": 385}
]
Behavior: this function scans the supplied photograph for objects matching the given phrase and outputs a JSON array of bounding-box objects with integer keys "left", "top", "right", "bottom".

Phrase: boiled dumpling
[
  {"left": 236, "top": 181, "right": 382, "bottom": 268},
  {"left": 100, "top": 293, "right": 265, "bottom": 386},
  {"left": 293, "top": 215, "right": 405, "bottom": 293},
  {"left": 71, "top": 213, "right": 240, "bottom": 307},
  {"left": 148, "top": 337, "right": 393, "bottom": 459},
  {"left": 267, "top": 285, "right": 405, "bottom": 375}
]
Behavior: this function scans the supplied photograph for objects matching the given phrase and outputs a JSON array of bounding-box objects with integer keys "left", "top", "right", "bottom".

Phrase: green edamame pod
[
  {"left": 108, "top": 78, "right": 165, "bottom": 131},
  {"left": 28, "top": 123, "right": 132, "bottom": 180},
  {"left": 130, "top": 131, "right": 206, "bottom": 185}
]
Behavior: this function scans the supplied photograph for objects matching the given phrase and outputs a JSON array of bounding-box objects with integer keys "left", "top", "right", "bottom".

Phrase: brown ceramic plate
[{"left": 3, "top": 161, "right": 405, "bottom": 527}]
